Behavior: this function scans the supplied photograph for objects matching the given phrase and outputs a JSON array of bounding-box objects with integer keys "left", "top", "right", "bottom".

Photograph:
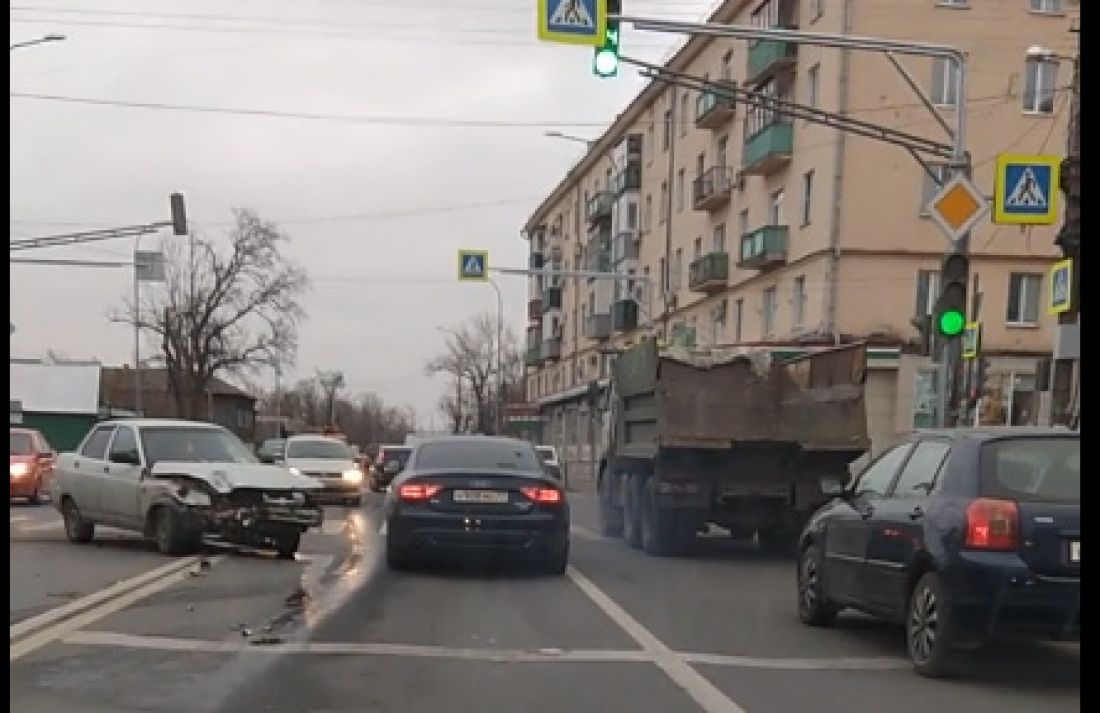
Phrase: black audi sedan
[
  {"left": 383, "top": 436, "right": 570, "bottom": 574},
  {"left": 797, "top": 428, "right": 1078, "bottom": 678}
]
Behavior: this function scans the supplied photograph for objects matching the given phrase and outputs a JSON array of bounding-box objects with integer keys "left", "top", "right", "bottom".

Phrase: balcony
[
  {"left": 542, "top": 337, "right": 562, "bottom": 361},
  {"left": 612, "top": 299, "right": 639, "bottom": 332},
  {"left": 524, "top": 346, "right": 542, "bottom": 367},
  {"left": 613, "top": 163, "right": 642, "bottom": 195},
  {"left": 529, "top": 251, "right": 544, "bottom": 269},
  {"left": 542, "top": 286, "right": 562, "bottom": 312},
  {"left": 738, "top": 225, "right": 789, "bottom": 271},
  {"left": 584, "top": 313, "right": 611, "bottom": 340},
  {"left": 742, "top": 121, "right": 793, "bottom": 175},
  {"left": 527, "top": 297, "right": 543, "bottom": 322},
  {"left": 586, "top": 191, "right": 613, "bottom": 223},
  {"left": 612, "top": 231, "right": 639, "bottom": 263},
  {"left": 746, "top": 36, "right": 798, "bottom": 85},
  {"left": 695, "top": 80, "right": 738, "bottom": 129},
  {"left": 688, "top": 252, "right": 730, "bottom": 294},
  {"left": 692, "top": 166, "right": 734, "bottom": 211}
]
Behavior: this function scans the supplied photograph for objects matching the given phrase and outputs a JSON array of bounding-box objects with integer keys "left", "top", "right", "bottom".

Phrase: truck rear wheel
[
  {"left": 598, "top": 470, "right": 624, "bottom": 538},
  {"left": 641, "top": 487, "right": 696, "bottom": 557},
  {"left": 622, "top": 473, "right": 644, "bottom": 549}
]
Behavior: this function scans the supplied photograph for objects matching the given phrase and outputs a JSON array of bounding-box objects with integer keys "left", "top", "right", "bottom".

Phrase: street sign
[
  {"left": 926, "top": 174, "right": 990, "bottom": 243},
  {"left": 993, "top": 154, "right": 1060, "bottom": 225},
  {"left": 962, "top": 322, "right": 981, "bottom": 360},
  {"left": 1050, "top": 258, "right": 1073, "bottom": 315},
  {"left": 457, "top": 249, "right": 489, "bottom": 281},
  {"left": 538, "top": 0, "right": 606, "bottom": 47}
]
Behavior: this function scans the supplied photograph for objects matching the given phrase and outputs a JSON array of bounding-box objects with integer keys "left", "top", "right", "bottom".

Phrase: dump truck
[{"left": 596, "top": 339, "right": 870, "bottom": 556}]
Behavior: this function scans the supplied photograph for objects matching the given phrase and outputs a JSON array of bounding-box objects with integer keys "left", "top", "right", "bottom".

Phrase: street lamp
[{"left": 10, "top": 34, "right": 66, "bottom": 51}]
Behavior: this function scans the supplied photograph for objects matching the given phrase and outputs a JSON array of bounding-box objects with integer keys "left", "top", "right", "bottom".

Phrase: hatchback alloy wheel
[{"left": 908, "top": 583, "right": 938, "bottom": 664}]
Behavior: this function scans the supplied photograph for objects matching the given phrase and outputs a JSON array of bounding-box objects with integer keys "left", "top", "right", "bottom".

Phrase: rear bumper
[
  {"left": 9, "top": 477, "right": 40, "bottom": 498},
  {"left": 945, "top": 551, "right": 1080, "bottom": 645},
  {"left": 389, "top": 510, "right": 568, "bottom": 555}
]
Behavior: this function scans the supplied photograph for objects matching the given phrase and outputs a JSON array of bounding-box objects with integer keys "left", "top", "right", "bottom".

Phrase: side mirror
[
  {"left": 820, "top": 477, "right": 846, "bottom": 498},
  {"left": 111, "top": 450, "right": 142, "bottom": 466},
  {"left": 383, "top": 460, "right": 402, "bottom": 476}
]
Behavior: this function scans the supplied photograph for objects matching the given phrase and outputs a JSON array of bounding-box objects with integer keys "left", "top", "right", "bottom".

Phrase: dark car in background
[
  {"left": 797, "top": 428, "right": 1079, "bottom": 678},
  {"left": 256, "top": 438, "right": 286, "bottom": 464},
  {"left": 384, "top": 436, "right": 569, "bottom": 574},
  {"left": 369, "top": 445, "right": 411, "bottom": 492}
]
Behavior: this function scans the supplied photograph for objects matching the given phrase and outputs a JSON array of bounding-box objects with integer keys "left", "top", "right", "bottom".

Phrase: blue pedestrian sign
[
  {"left": 1049, "top": 258, "right": 1072, "bottom": 315},
  {"left": 538, "top": 0, "right": 606, "bottom": 47},
  {"left": 458, "top": 249, "right": 489, "bottom": 282},
  {"left": 993, "top": 154, "right": 1060, "bottom": 225}
]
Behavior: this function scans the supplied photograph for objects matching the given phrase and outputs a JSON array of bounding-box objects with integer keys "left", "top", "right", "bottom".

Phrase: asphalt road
[{"left": 9, "top": 494, "right": 1080, "bottom": 713}]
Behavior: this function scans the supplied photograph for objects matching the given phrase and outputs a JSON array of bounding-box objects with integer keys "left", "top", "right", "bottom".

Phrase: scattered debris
[
  {"left": 249, "top": 635, "right": 284, "bottom": 646},
  {"left": 187, "top": 604, "right": 195, "bottom": 612},
  {"left": 284, "top": 587, "right": 308, "bottom": 608}
]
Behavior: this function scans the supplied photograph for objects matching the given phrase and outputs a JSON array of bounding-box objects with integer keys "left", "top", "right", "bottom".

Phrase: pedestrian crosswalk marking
[
  {"left": 1005, "top": 166, "right": 1047, "bottom": 208},
  {"left": 550, "top": 0, "right": 595, "bottom": 29}
]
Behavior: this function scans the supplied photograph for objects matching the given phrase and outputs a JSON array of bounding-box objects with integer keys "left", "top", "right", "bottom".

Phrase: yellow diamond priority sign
[{"left": 926, "top": 174, "right": 989, "bottom": 244}]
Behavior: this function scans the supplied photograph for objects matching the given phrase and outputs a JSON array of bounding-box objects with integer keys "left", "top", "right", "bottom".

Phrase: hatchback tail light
[
  {"left": 398, "top": 483, "right": 442, "bottom": 502},
  {"left": 521, "top": 486, "right": 563, "bottom": 504},
  {"left": 965, "top": 498, "right": 1019, "bottom": 550}
]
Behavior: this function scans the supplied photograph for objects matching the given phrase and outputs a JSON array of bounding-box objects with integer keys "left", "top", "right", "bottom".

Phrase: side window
[
  {"left": 891, "top": 441, "right": 950, "bottom": 498},
  {"left": 80, "top": 426, "right": 115, "bottom": 460},
  {"left": 854, "top": 445, "right": 912, "bottom": 499},
  {"left": 108, "top": 426, "right": 139, "bottom": 463}
]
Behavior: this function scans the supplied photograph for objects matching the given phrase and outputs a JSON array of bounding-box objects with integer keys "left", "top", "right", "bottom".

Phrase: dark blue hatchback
[{"left": 796, "top": 428, "right": 1079, "bottom": 677}]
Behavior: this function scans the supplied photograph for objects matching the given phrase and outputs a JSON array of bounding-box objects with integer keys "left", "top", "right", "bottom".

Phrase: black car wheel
[
  {"left": 61, "top": 498, "right": 95, "bottom": 544},
  {"left": 153, "top": 505, "right": 200, "bottom": 556},
  {"left": 275, "top": 529, "right": 301, "bottom": 559},
  {"left": 597, "top": 470, "right": 624, "bottom": 538},
  {"left": 907, "top": 572, "right": 960, "bottom": 678},
  {"left": 797, "top": 545, "right": 839, "bottom": 626},
  {"left": 622, "top": 474, "right": 643, "bottom": 549},
  {"left": 543, "top": 539, "right": 569, "bottom": 576}
]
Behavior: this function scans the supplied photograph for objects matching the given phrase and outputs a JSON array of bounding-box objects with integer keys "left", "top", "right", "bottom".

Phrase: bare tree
[
  {"left": 315, "top": 369, "right": 346, "bottom": 427},
  {"left": 426, "top": 313, "right": 519, "bottom": 435},
  {"left": 115, "top": 209, "right": 309, "bottom": 419}
]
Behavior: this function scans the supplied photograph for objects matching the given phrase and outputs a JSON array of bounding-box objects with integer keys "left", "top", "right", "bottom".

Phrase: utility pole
[{"left": 1052, "top": 33, "right": 1080, "bottom": 428}]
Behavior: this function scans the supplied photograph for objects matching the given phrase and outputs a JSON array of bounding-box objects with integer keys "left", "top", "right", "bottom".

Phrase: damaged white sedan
[{"left": 51, "top": 419, "right": 324, "bottom": 558}]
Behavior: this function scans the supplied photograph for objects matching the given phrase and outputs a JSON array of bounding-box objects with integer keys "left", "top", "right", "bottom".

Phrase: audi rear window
[
  {"left": 414, "top": 441, "right": 541, "bottom": 473},
  {"left": 980, "top": 437, "right": 1079, "bottom": 504}
]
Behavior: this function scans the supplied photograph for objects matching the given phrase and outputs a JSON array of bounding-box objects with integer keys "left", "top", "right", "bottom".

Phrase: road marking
[
  {"left": 570, "top": 525, "right": 600, "bottom": 541},
  {"left": 10, "top": 555, "right": 226, "bottom": 662},
  {"left": 566, "top": 565, "right": 746, "bottom": 713},
  {"left": 321, "top": 520, "right": 347, "bottom": 536},
  {"left": 681, "top": 651, "right": 908, "bottom": 671},
  {"left": 61, "top": 631, "right": 652, "bottom": 661},
  {"left": 18, "top": 520, "right": 65, "bottom": 532},
  {"left": 9, "top": 515, "right": 30, "bottom": 524},
  {"left": 378, "top": 521, "right": 387, "bottom": 536}
]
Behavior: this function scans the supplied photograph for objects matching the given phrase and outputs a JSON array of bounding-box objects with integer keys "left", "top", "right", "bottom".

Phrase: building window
[
  {"left": 806, "top": 63, "right": 820, "bottom": 109},
  {"left": 693, "top": 237, "right": 702, "bottom": 259},
  {"left": 770, "top": 189, "right": 785, "bottom": 225},
  {"left": 931, "top": 57, "right": 959, "bottom": 107},
  {"left": 733, "top": 298, "right": 744, "bottom": 342},
  {"left": 935, "top": 0, "right": 968, "bottom": 6},
  {"left": 659, "top": 257, "right": 667, "bottom": 292},
  {"left": 1030, "top": 0, "right": 1064, "bottom": 12},
  {"left": 713, "top": 223, "right": 726, "bottom": 253},
  {"left": 644, "top": 194, "right": 653, "bottom": 231},
  {"left": 662, "top": 108, "right": 672, "bottom": 150},
  {"left": 672, "top": 248, "right": 683, "bottom": 290},
  {"left": 810, "top": 0, "right": 824, "bottom": 21},
  {"left": 659, "top": 182, "right": 668, "bottom": 224},
  {"left": 676, "top": 169, "right": 685, "bottom": 212},
  {"left": 1006, "top": 273, "right": 1042, "bottom": 325},
  {"left": 912, "top": 369, "right": 940, "bottom": 428},
  {"left": 801, "top": 170, "right": 814, "bottom": 225},
  {"left": 738, "top": 209, "right": 749, "bottom": 238},
  {"left": 979, "top": 372, "right": 1039, "bottom": 427},
  {"left": 1023, "top": 58, "right": 1058, "bottom": 114},
  {"left": 626, "top": 201, "right": 638, "bottom": 230},
  {"left": 646, "top": 123, "right": 654, "bottom": 162},
  {"left": 721, "top": 50, "right": 733, "bottom": 81},
  {"left": 716, "top": 135, "right": 728, "bottom": 169},
  {"left": 679, "top": 94, "right": 689, "bottom": 136},
  {"left": 762, "top": 287, "right": 778, "bottom": 337},
  {"left": 919, "top": 163, "right": 950, "bottom": 215},
  {"left": 695, "top": 152, "right": 705, "bottom": 177},
  {"left": 793, "top": 276, "right": 807, "bottom": 328},
  {"left": 915, "top": 270, "right": 941, "bottom": 317}
]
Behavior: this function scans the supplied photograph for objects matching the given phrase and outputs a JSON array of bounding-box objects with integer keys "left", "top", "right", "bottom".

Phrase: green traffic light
[
  {"left": 594, "top": 48, "right": 619, "bottom": 77},
  {"left": 938, "top": 309, "right": 966, "bottom": 337}
]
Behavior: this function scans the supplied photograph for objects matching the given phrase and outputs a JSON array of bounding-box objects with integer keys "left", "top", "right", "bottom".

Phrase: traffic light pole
[{"left": 613, "top": 15, "right": 970, "bottom": 428}]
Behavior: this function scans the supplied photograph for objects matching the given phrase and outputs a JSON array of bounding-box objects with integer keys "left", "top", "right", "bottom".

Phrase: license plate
[
  {"left": 453, "top": 489, "right": 509, "bottom": 504},
  {"left": 1070, "top": 540, "right": 1080, "bottom": 563}
]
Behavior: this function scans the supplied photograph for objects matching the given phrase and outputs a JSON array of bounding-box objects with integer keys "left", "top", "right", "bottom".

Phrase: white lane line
[
  {"left": 9, "top": 556, "right": 202, "bottom": 642},
  {"left": 9, "top": 515, "right": 30, "bottom": 524},
  {"left": 10, "top": 555, "right": 226, "bottom": 662},
  {"left": 570, "top": 525, "right": 600, "bottom": 541},
  {"left": 378, "top": 521, "right": 387, "bottom": 536},
  {"left": 566, "top": 565, "right": 747, "bottom": 713},
  {"left": 18, "top": 520, "right": 65, "bottom": 532},
  {"left": 62, "top": 631, "right": 653, "bottom": 663},
  {"left": 681, "top": 652, "right": 909, "bottom": 671}
]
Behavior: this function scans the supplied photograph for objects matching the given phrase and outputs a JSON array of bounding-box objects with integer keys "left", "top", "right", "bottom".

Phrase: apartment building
[{"left": 521, "top": 0, "right": 1077, "bottom": 470}]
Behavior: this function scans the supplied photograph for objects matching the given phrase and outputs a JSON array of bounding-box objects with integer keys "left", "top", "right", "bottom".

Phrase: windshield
[
  {"left": 10, "top": 432, "right": 33, "bottom": 456},
  {"left": 414, "top": 441, "right": 541, "bottom": 473},
  {"left": 981, "top": 437, "right": 1080, "bottom": 503},
  {"left": 286, "top": 439, "right": 352, "bottom": 460},
  {"left": 140, "top": 427, "right": 258, "bottom": 466}
]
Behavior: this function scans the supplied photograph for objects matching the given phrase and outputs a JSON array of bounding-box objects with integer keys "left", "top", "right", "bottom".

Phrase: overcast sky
[{"left": 9, "top": 0, "right": 714, "bottom": 426}]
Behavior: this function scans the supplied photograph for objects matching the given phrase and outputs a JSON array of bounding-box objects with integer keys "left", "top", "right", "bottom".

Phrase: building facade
[{"left": 522, "top": 0, "right": 1077, "bottom": 477}]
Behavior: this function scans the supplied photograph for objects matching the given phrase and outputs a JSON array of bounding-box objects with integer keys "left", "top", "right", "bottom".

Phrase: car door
[
  {"left": 823, "top": 443, "right": 912, "bottom": 606},
  {"left": 861, "top": 438, "right": 951, "bottom": 618},
  {"left": 100, "top": 425, "right": 146, "bottom": 529},
  {"left": 67, "top": 425, "right": 115, "bottom": 519}
]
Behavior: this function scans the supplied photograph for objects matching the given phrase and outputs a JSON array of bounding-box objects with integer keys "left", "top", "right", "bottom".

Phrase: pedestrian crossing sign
[
  {"left": 538, "top": 0, "right": 606, "bottom": 46},
  {"left": 962, "top": 322, "right": 981, "bottom": 360},
  {"left": 993, "top": 154, "right": 1060, "bottom": 225},
  {"left": 1050, "top": 258, "right": 1073, "bottom": 315},
  {"left": 458, "top": 249, "right": 489, "bottom": 281}
]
